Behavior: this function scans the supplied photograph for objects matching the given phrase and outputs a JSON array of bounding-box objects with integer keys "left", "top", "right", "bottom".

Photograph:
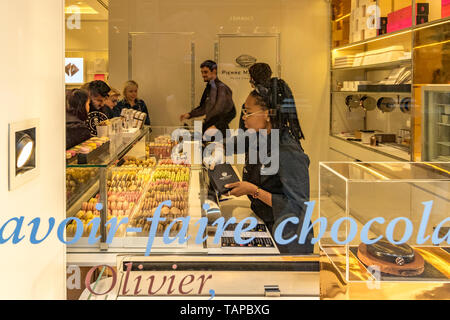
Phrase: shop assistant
[
  {"left": 222, "top": 86, "right": 314, "bottom": 254},
  {"left": 179, "top": 60, "right": 236, "bottom": 136}
]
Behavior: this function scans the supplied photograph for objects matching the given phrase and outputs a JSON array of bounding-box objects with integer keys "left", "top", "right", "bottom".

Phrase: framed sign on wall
[
  {"left": 65, "top": 57, "right": 84, "bottom": 84},
  {"left": 216, "top": 34, "right": 280, "bottom": 130}
]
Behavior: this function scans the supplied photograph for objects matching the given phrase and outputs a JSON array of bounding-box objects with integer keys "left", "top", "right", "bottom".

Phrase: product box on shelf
[
  {"left": 357, "top": 84, "right": 411, "bottom": 92},
  {"left": 352, "top": 52, "right": 365, "bottom": 66},
  {"left": 443, "top": 0, "right": 450, "bottom": 18},
  {"left": 364, "top": 28, "right": 377, "bottom": 39},
  {"left": 417, "top": 2, "right": 430, "bottom": 15},
  {"left": 361, "top": 45, "right": 405, "bottom": 65},
  {"left": 377, "top": 17, "right": 388, "bottom": 35},
  {"left": 416, "top": 14, "right": 429, "bottom": 25},
  {"left": 387, "top": 4, "right": 431, "bottom": 33}
]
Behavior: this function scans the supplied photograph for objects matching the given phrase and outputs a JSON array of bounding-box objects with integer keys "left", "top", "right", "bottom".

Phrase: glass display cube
[{"left": 319, "top": 162, "right": 449, "bottom": 284}]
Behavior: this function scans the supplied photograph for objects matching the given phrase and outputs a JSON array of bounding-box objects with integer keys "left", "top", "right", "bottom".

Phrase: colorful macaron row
[{"left": 66, "top": 136, "right": 110, "bottom": 160}]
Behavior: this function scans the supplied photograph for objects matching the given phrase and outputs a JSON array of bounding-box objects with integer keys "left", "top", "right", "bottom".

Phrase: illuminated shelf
[
  {"left": 437, "top": 141, "right": 450, "bottom": 147},
  {"left": 332, "top": 59, "right": 411, "bottom": 72},
  {"left": 333, "top": 13, "right": 351, "bottom": 22},
  {"left": 333, "top": 17, "right": 450, "bottom": 51},
  {"left": 437, "top": 123, "right": 450, "bottom": 127},
  {"left": 333, "top": 28, "right": 412, "bottom": 51},
  {"left": 414, "top": 16, "right": 450, "bottom": 32}
]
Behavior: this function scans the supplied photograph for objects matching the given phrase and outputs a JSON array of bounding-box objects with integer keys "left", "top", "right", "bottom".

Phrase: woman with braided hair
[
  {"left": 223, "top": 84, "right": 314, "bottom": 254},
  {"left": 239, "top": 62, "right": 306, "bottom": 144}
]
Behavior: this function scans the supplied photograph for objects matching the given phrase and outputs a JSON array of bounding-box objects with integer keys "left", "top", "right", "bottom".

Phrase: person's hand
[
  {"left": 203, "top": 142, "right": 224, "bottom": 170},
  {"left": 225, "top": 182, "right": 258, "bottom": 197},
  {"left": 179, "top": 113, "right": 191, "bottom": 122}
]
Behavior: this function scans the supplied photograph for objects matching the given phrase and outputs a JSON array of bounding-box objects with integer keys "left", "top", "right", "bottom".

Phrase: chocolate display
[
  {"left": 366, "top": 239, "right": 415, "bottom": 266},
  {"left": 357, "top": 241, "right": 425, "bottom": 277},
  {"left": 225, "top": 224, "right": 268, "bottom": 233},
  {"left": 221, "top": 237, "right": 274, "bottom": 248}
]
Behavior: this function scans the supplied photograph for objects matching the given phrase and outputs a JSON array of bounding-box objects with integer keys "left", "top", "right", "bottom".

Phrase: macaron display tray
[{"left": 77, "top": 140, "right": 110, "bottom": 164}]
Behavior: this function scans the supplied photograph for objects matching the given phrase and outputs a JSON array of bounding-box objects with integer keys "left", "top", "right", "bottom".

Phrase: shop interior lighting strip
[
  {"left": 414, "top": 39, "right": 450, "bottom": 50},
  {"left": 334, "top": 14, "right": 351, "bottom": 22},
  {"left": 421, "top": 163, "right": 450, "bottom": 176},
  {"left": 413, "top": 18, "right": 450, "bottom": 32},
  {"left": 332, "top": 29, "right": 412, "bottom": 51},
  {"left": 353, "top": 163, "right": 390, "bottom": 180}
]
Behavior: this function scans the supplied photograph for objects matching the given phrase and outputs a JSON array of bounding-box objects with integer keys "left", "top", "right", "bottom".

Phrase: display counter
[{"left": 66, "top": 127, "right": 320, "bottom": 299}]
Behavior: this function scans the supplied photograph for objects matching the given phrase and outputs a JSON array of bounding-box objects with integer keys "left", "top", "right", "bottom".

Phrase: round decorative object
[
  {"left": 367, "top": 238, "right": 415, "bottom": 264},
  {"left": 360, "top": 96, "right": 377, "bottom": 111},
  {"left": 86, "top": 111, "right": 108, "bottom": 136},
  {"left": 235, "top": 54, "right": 257, "bottom": 68},
  {"left": 357, "top": 240, "right": 425, "bottom": 277},
  {"left": 345, "top": 95, "right": 361, "bottom": 110},
  {"left": 377, "top": 97, "right": 396, "bottom": 113},
  {"left": 400, "top": 97, "right": 412, "bottom": 113}
]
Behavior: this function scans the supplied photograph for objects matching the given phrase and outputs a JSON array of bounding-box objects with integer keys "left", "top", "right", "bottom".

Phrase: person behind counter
[
  {"left": 117, "top": 80, "right": 151, "bottom": 125},
  {"left": 179, "top": 60, "right": 236, "bottom": 136},
  {"left": 104, "top": 88, "right": 121, "bottom": 118},
  {"left": 84, "top": 80, "right": 111, "bottom": 135},
  {"left": 239, "top": 63, "right": 306, "bottom": 143},
  {"left": 66, "top": 89, "right": 92, "bottom": 150},
  {"left": 222, "top": 86, "right": 314, "bottom": 254}
]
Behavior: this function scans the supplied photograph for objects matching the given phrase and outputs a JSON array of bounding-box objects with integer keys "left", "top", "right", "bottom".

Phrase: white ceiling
[{"left": 65, "top": 0, "right": 108, "bottom": 20}]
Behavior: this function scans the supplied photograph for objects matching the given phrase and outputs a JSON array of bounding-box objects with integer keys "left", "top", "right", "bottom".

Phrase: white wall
[
  {"left": 0, "top": 0, "right": 66, "bottom": 299},
  {"left": 109, "top": 0, "right": 330, "bottom": 196}
]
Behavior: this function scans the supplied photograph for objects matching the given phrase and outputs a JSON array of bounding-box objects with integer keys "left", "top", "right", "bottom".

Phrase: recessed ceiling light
[{"left": 65, "top": 4, "right": 99, "bottom": 15}]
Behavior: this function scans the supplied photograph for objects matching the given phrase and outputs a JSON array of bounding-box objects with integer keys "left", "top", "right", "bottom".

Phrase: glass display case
[
  {"left": 422, "top": 85, "right": 450, "bottom": 161},
  {"left": 67, "top": 126, "right": 320, "bottom": 300},
  {"left": 319, "top": 162, "right": 450, "bottom": 299},
  {"left": 65, "top": 125, "right": 285, "bottom": 255},
  {"left": 66, "top": 127, "right": 152, "bottom": 249}
]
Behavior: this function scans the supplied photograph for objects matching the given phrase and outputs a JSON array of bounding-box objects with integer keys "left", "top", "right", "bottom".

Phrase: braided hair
[{"left": 252, "top": 81, "right": 306, "bottom": 144}]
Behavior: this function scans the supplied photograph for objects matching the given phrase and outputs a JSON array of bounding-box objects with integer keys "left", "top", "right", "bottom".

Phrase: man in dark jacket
[{"left": 179, "top": 60, "right": 236, "bottom": 138}]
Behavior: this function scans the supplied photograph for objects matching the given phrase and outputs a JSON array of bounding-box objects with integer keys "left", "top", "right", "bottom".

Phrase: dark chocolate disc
[{"left": 366, "top": 239, "right": 415, "bottom": 265}]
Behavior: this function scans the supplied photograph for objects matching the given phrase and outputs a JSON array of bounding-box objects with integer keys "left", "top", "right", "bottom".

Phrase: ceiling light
[{"left": 65, "top": 4, "right": 99, "bottom": 15}]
